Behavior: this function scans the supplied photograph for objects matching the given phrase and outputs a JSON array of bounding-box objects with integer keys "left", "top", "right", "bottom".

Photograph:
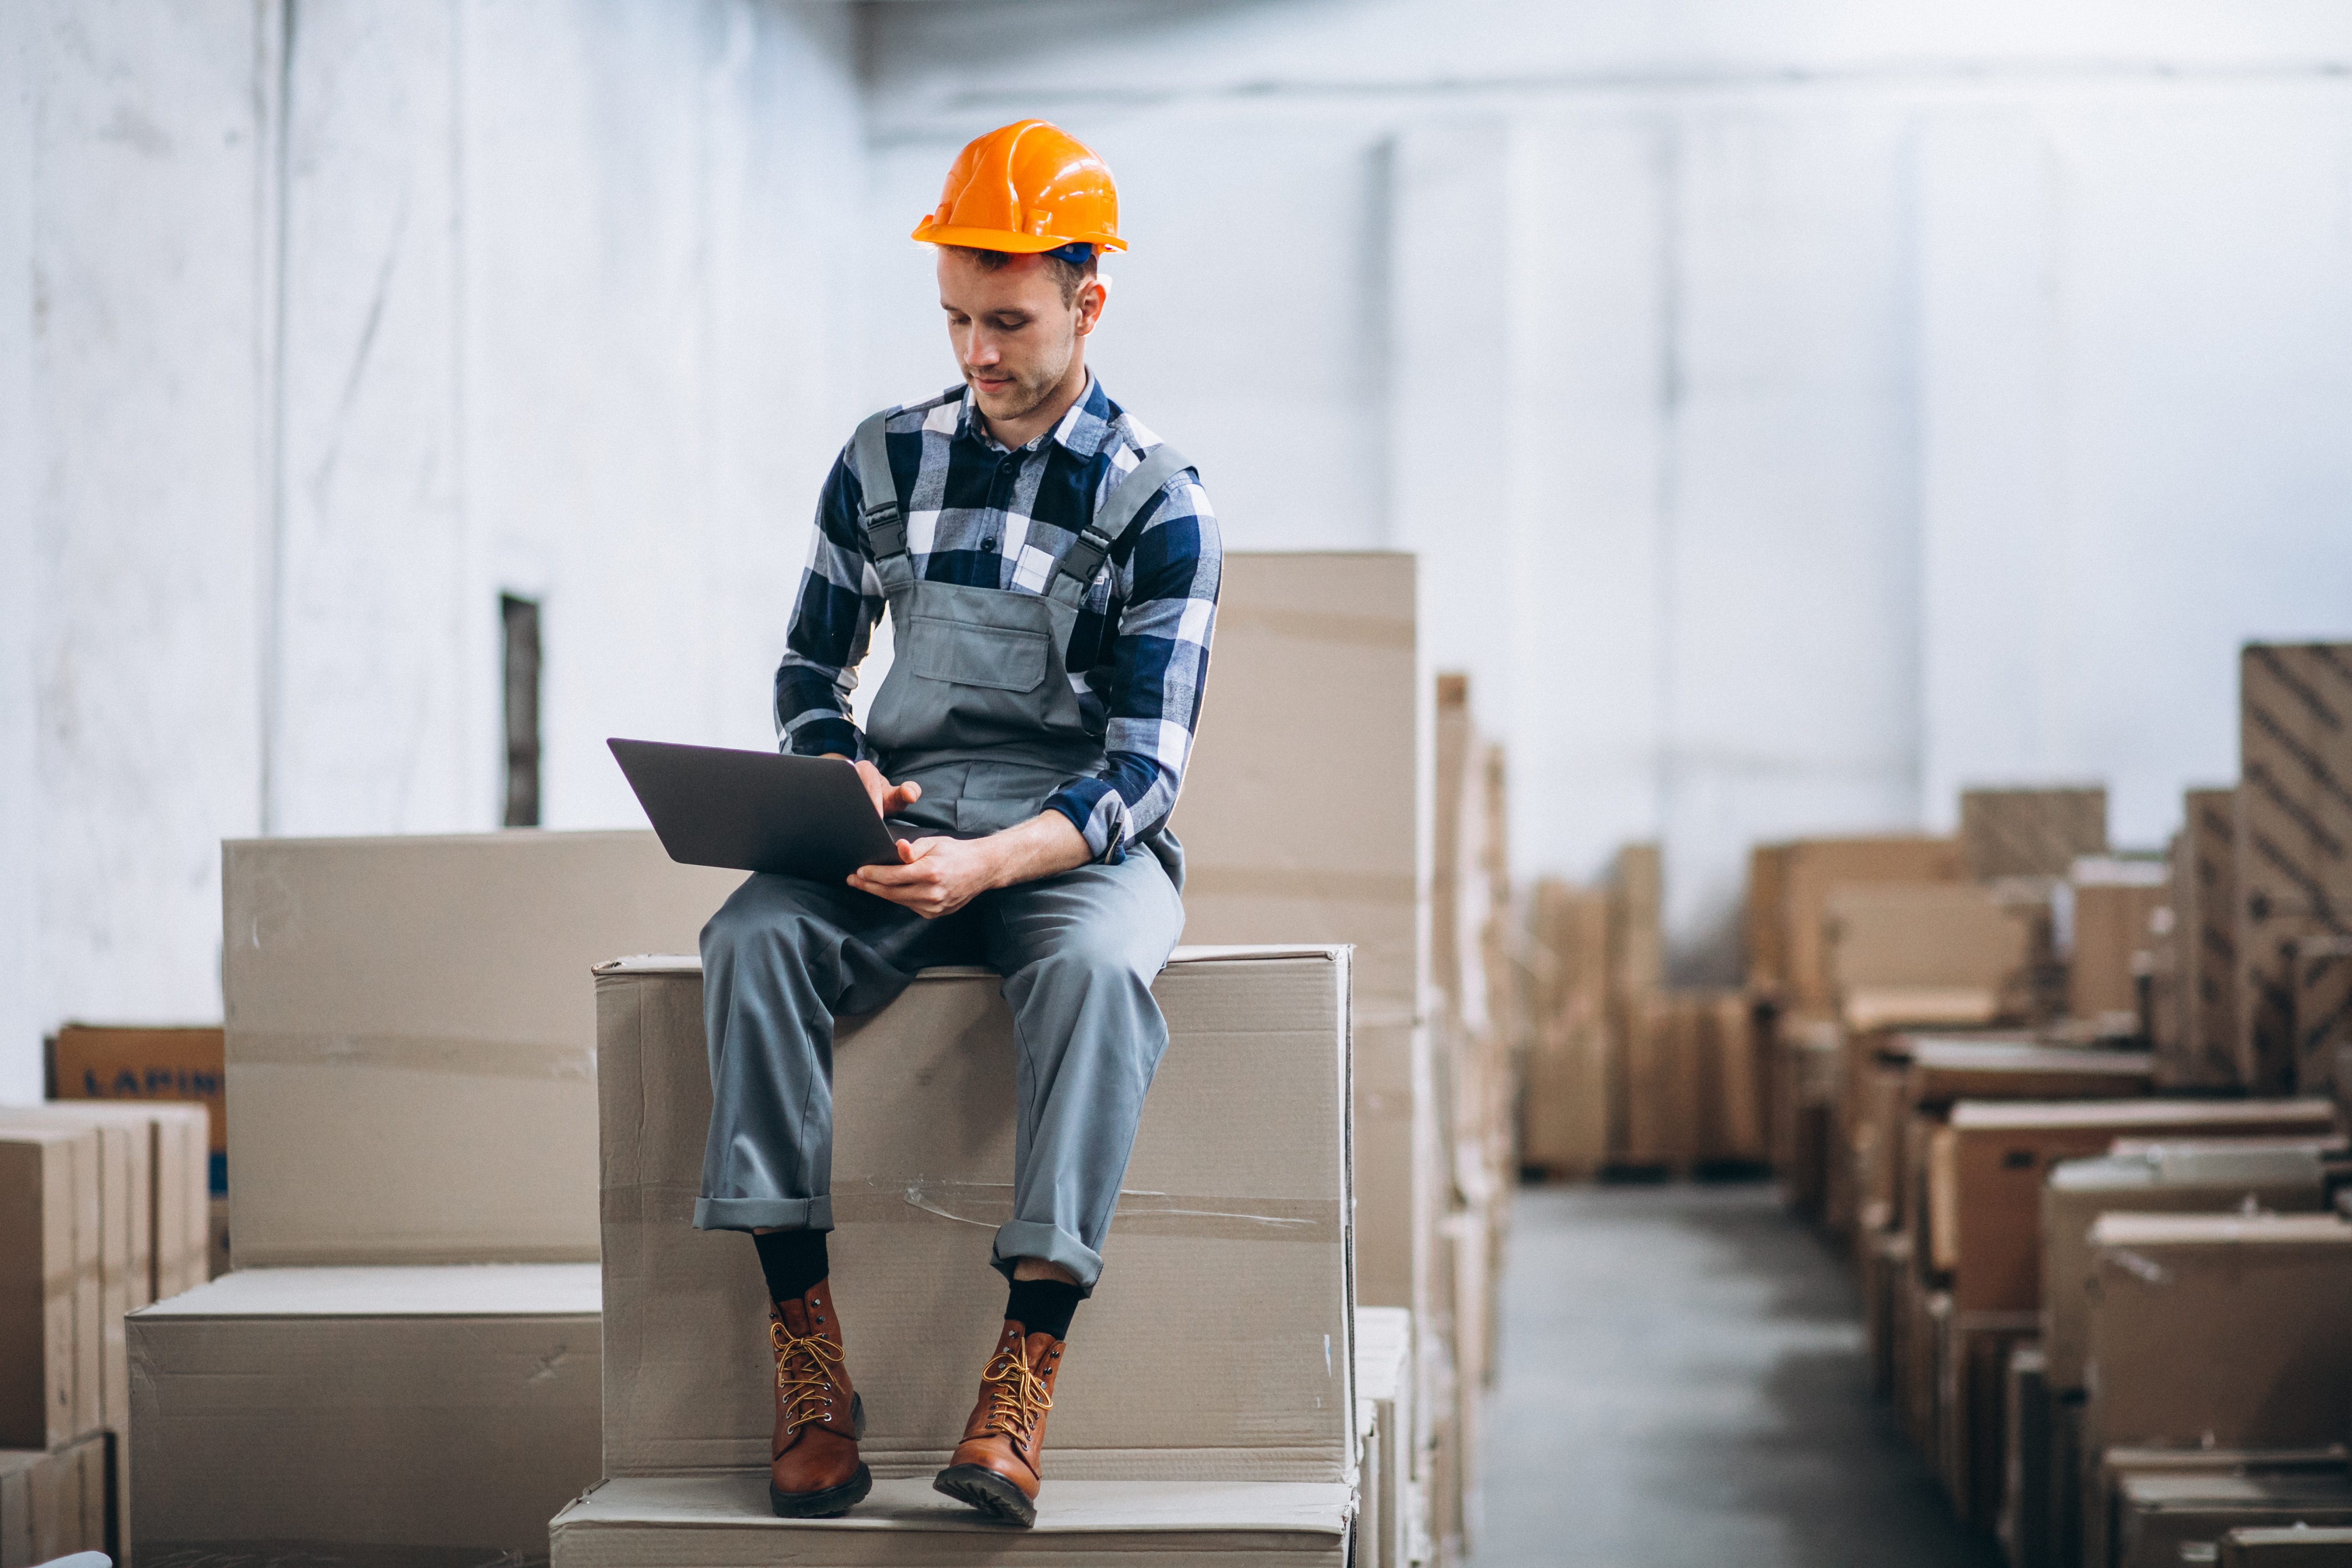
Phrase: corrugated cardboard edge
[{"left": 594, "top": 945, "right": 1353, "bottom": 978}]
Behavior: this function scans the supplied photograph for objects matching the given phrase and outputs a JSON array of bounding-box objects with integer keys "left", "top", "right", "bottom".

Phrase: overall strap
[
  {"left": 850, "top": 409, "right": 907, "bottom": 566},
  {"left": 1048, "top": 442, "right": 1194, "bottom": 607}
]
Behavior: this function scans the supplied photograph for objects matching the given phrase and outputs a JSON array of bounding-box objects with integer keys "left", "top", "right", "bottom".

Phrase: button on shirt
[{"left": 776, "top": 377, "right": 1221, "bottom": 862}]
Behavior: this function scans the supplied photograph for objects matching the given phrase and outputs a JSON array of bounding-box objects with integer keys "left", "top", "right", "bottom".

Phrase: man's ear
[{"left": 1075, "top": 274, "right": 1111, "bottom": 337}]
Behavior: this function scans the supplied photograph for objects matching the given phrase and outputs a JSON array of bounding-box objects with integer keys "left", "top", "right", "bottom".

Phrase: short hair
[{"left": 945, "top": 244, "right": 1097, "bottom": 307}]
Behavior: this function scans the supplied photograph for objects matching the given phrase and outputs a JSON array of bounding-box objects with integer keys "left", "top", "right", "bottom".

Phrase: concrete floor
[{"left": 1471, "top": 1182, "right": 2003, "bottom": 1568}]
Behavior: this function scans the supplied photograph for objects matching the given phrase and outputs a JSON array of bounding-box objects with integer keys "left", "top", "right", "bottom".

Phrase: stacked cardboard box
[
  {"left": 2167, "top": 789, "right": 2246, "bottom": 1089},
  {"left": 0, "top": 1100, "right": 210, "bottom": 1557},
  {"left": 130, "top": 829, "right": 738, "bottom": 1559},
  {"left": 1174, "top": 552, "right": 1438, "bottom": 1554},
  {"left": 1519, "top": 879, "right": 1610, "bottom": 1178},
  {"left": 1355, "top": 1307, "right": 1419, "bottom": 1568},
  {"left": 1960, "top": 787, "right": 2110, "bottom": 882},
  {"left": 0, "top": 1435, "right": 108, "bottom": 1562},
  {"left": 2239, "top": 644, "right": 2352, "bottom": 1095},
  {"left": 2068, "top": 859, "right": 2174, "bottom": 1033},
  {"left": 48, "top": 1024, "right": 226, "bottom": 1265},
  {"left": 559, "top": 949, "right": 1358, "bottom": 1563}
]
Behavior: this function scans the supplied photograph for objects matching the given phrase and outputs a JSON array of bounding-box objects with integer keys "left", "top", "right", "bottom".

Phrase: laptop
[{"left": 608, "top": 738, "right": 908, "bottom": 883}]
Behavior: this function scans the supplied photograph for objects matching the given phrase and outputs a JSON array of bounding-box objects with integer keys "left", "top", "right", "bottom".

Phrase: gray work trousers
[{"left": 693, "top": 852, "right": 1183, "bottom": 1292}]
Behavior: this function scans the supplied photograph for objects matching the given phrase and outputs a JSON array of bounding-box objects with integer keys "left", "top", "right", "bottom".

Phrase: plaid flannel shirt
[{"left": 775, "top": 376, "right": 1220, "bottom": 863}]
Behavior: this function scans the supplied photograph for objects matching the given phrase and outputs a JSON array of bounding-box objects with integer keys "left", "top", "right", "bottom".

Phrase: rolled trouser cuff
[
  {"left": 991, "top": 1220, "right": 1105, "bottom": 1296},
  {"left": 693, "top": 1194, "right": 835, "bottom": 1233}
]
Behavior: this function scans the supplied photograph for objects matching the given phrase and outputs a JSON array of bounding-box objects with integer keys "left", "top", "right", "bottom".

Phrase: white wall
[
  {"left": 0, "top": 0, "right": 862, "bottom": 1100},
  {"left": 10, "top": 0, "right": 2352, "bottom": 1099},
  {"left": 863, "top": 0, "right": 2352, "bottom": 977}
]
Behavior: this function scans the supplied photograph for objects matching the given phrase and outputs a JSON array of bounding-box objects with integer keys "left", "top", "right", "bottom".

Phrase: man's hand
[
  {"left": 848, "top": 811, "right": 1091, "bottom": 919},
  {"left": 828, "top": 756, "right": 921, "bottom": 819}
]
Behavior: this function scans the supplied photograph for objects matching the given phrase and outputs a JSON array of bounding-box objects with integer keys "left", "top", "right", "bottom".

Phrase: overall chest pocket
[{"left": 904, "top": 614, "right": 1051, "bottom": 694}]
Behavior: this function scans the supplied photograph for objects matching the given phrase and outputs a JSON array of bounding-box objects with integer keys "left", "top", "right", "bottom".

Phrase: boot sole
[
  {"left": 770, "top": 1464, "right": 871, "bottom": 1519},
  {"left": 933, "top": 1463, "right": 1037, "bottom": 1528},
  {"left": 769, "top": 1396, "right": 872, "bottom": 1519}
]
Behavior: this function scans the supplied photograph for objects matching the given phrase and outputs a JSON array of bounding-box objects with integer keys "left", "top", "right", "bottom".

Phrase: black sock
[
  {"left": 1004, "top": 1278, "right": 1083, "bottom": 1341},
  {"left": 753, "top": 1229, "right": 829, "bottom": 1304}
]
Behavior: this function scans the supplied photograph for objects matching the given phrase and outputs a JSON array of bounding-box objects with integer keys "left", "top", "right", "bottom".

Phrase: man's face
[{"left": 937, "top": 249, "right": 1102, "bottom": 431}]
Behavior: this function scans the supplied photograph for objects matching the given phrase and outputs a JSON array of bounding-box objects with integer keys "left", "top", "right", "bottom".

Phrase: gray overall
[{"left": 692, "top": 406, "right": 1193, "bottom": 1293}]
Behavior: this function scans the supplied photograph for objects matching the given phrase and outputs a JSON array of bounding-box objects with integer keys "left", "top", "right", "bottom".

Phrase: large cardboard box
[
  {"left": 0, "top": 1126, "right": 97, "bottom": 1450},
  {"left": 1930, "top": 1099, "right": 2341, "bottom": 1310},
  {"left": 2070, "top": 861, "right": 2174, "bottom": 1026},
  {"left": 2086, "top": 1214, "right": 2352, "bottom": 1450},
  {"left": 1776, "top": 838, "right": 1965, "bottom": 1015},
  {"left": 2223, "top": 1525, "right": 2352, "bottom": 1564},
  {"left": 1824, "top": 882, "right": 2036, "bottom": 1028},
  {"left": 49, "top": 1024, "right": 226, "bottom": 1191},
  {"left": 2087, "top": 1448, "right": 2348, "bottom": 1568},
  {"left": 1961, "top": 787, "right": 2109, "bottom": 881},
  {"left": 2040, "top": 1148, "right": 2327, "bottom": 1392},
  {"left": 2170, "top": 789, "right": 2246, "bottom": 1089},
  {"left": 1906, "top": 1038, "right": 2151, "bottom": 1107},
  {"left": 2238, "top": 644, "right": 2352, "bottom": 1094},
  {"left": 574, "top": 947, "right": 1355, "bottom": 1563},
  {"left": 221, "top": 830, "right": 743, "bottom": 1266},
  {"left": 2295, "top": 935, "right": 2352, "bottom": 1098},
  {"left": 2001, "top": 1344, "right": 2051, "bottom": 1568},
  {"left": 1168, "top": 553, "right": 1424, "bottom": 1321},
  {"left": 129, "top": 1264, "right": 602, "bottom": 1561},
  {"left": 2116, "top": 1472, "right": 2352, "bottom": 1568}
]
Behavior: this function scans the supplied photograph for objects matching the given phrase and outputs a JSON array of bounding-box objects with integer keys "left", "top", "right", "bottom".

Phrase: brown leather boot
[
  {"left": 931, "top": 1319, "right": 1065, "bottom": 1527},
  {"left": 768, "top": 1279, "right": 870, "bottom": 1518}
]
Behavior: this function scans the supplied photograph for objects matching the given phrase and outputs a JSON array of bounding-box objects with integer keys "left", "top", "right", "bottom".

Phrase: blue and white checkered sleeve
[
  {"left": 1045, "top": 468, "right": 1221, "bottom": 861},
  {"left": 773, "top": 449, "right": 882, "bottom": 762}
]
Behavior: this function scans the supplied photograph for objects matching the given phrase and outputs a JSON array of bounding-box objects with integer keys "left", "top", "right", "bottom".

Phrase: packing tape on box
[
  {"left": 1217, "top": 603, "right": 1413, "bottom": 650},
  {"left": 229, "top": 1030, "right": 593, "bottom": 1080}
]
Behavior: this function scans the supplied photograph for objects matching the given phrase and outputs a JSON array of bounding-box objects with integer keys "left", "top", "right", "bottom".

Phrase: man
[{"left": 693, "top": 120, "right": 1219, "bottom": 1529}]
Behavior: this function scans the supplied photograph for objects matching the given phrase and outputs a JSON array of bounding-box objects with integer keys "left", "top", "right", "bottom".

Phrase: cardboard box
[
  {"left": 128, "top": 1264, "right": 601, "bottom": 1560},
  {"left": 221, "top": 830, "right": 744, "bottom": 1267},
  {"left": 581, "top": 948, "right": 1354, "bottom": 1561},
  {"left": 0, "top": 1433, "right": 108, "bottom": 1564},
  {"left": 1520, "top": 880, "right": 1610, "bottom": 1177},
  {"left": 2086, "top": 1214, "right": 2352, "bottom": 1450},
  {"left": 1777, "top": 838, "right": 1966, "bottom": 1014},
  {"left": 1929, "top": 1099, "right": 2341, "bottom": 1309},
  {"left": 0, "top": 1125, "right": 97, "bottom": 1450},
  {"left": 1906, "top": 1039, "right": 2152, "bottom": 1107},
  {"left": 1935, "top": 1308, "right": 2037, "bottom": 1531},
  {"left": 2117, "top": 1472, "right": 2352, "bottom": 1568},
  {"left": 1775, "top": 1017, "right": 1841, "bottom": 1217},
  {"left": 1825, "top": 883, "right": 2035, "bottom": 1025},
  {"left": 49, "top": 1024, "right": 226, "bottom": 1182},
  {"left": 2039, "top": 1148, "right": 2327, "bottom": 1392},
  {"left": 2051, "top": 1393, "right": 2086, "bottom": 1568},
  {"left": 11, "top": 1099, "right": 221, "bottom": 1309},
  {"left": 1961, "top": 787, "right": 2110, "bottom": 881},
  {"left": 1700, "top": 993, "right": 1766, "bottom": 1165},
  {"left": 0, "top": 1110, "right": 134, "bottom": 1439},
  {"left": 2238, "top": 644, "right": 2352, "bottom": 1094},
  {"left": 1747, "top": 845, "right": 1792, "bottom": 997},
  {"left": 2295, "top": 936, "right": 2352, "bottom": 1098},
  {"left": 2070, "top": 862, "right": 2173, "bottom": 1026},
  {"left": 1607, "top": 846, "right": 1664, "bottom": 1161},
  {"left": 2087, "top": 1448, "right": 2348, "bottom": 1568},
  {"left": 1169, "top": 553, "right": 1425, "bottom": 1319},
  {"left": 2169, "top": 789, "right": 2247, "bottom": 1090},
  {"left": 2222, "top": 1525, "right": 2352, "bottom": 1564},
  {"left": 2001, "top": 1344, "right": 2052, "bottom": 1568},
  {"left": 1355, "top": 1307, "right": 1415, "bottom": 1568}
]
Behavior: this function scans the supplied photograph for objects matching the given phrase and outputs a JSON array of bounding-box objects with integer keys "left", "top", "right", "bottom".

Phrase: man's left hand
[
  {"left": 847, "top": 811, "right": 1091, "bottom": 917},
  {"left": 847, "top": 834, "right": 1000, "bottom": 919}
]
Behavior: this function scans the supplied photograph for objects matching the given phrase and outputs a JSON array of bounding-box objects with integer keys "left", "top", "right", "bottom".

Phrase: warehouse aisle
[{"left": 1473, "top": 1183, "right": 2001, "bottom": 1568}]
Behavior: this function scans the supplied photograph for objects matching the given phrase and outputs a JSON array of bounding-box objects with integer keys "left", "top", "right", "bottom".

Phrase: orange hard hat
[{"left": 911, "top": 120, "right": 1126, "bottom": 256}]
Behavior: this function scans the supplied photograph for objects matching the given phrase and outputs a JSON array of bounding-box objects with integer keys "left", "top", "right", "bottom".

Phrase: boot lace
[
  {"left": 977, "top": 1344, "right": 1054, "bottom": 1447},
  {"left": 771, "top": 1316, "right": 847, "bottom": 1438}
]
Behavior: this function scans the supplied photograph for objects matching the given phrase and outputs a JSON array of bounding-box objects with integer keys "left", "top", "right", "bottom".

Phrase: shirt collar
[{"left": 955, "top": 372, "right": 1116, "bottom": 459}]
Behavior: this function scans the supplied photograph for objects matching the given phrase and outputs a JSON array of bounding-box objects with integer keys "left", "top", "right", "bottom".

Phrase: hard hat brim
[{"left": 912, "top": 218, "right": 1127, "bottom": 255}]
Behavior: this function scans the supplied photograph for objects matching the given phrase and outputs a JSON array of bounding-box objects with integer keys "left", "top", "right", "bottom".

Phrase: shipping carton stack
[
  {"left": 556, "top": 948, "right": 1359, "bottom": 1564},
  {"left": 49, "top": 1024, "right": 229, "bottom": 1280},
  {"left": 2081, "top": 1214, "right": 2352, "bottom": 1568},
  {"left": 1604, "top": 844, "right": 1666, "bottom": 1172},
  {"left": 0, "top": 1122, "right": 114, "bottom": 1561},
  {"left": 2068, "top": 860, "right": 2173, "bottom": 1041},
  {"left": 128, "top": 830, "right": 739, "bottom": 1561},
  {"left": 1172, "top": 553, "right": 1442, "bottom": 1555},
  {"left": 2165, "top": 788, "right": 2246, "bottom": 1091},
  {"left": 1355, "top": 1307, "right": 1418, "bottom": 1568},
  {"left": 1519, "top": 878, "right": 1610, "bottom": 1180},
  {"left": 0, "top": 1099, "right": 210, "bottom": 1558},
  {"left": 2239, "top": 644, "right": 2352, "bottom": 1096}
]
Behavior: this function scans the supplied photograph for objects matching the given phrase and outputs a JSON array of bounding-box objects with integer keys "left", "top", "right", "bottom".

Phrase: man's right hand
[{"left": 830, "top": 756, "right": 921, "bottom": 820}]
